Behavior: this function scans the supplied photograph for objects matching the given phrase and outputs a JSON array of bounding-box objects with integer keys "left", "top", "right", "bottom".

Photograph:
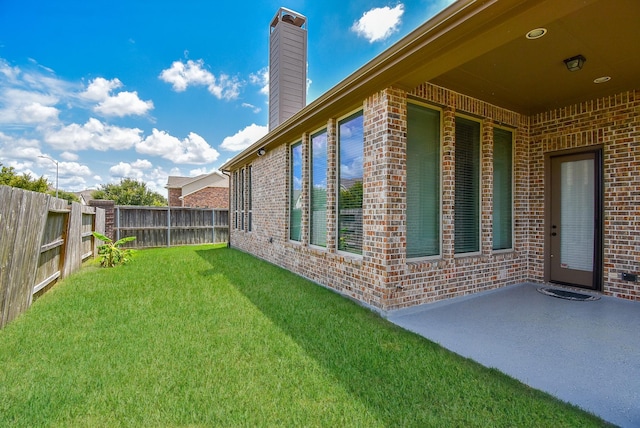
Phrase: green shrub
[{"left": 92, "top": 232, "right": 136, "bottom": 267}]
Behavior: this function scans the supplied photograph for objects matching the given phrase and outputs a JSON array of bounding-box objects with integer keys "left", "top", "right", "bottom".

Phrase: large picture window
[
  {"left": 338, "top": 111, "right": 364, "bottom": 255},
  {"left": 493, "top": 128, "right": 513, "bottom": 250},
  {"left": 406, "top": 103, "right": 441, "bottom": 258},
  {"left": 454, "top": 116, "right": 481, "bottom": 254},
  {"left": 310, "top": 129, "right": 328, "bottom": 247},
  {"left": 290, "top": 142, "right": 303, "bottom": 241}
]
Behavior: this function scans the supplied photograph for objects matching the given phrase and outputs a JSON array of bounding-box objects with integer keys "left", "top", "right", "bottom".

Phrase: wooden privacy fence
[
  {"left": 0, "top": 186, "right": 105, "bottom": 328},
  {"left": 114, "top": 206, "right": 229, "bottom": 248}
]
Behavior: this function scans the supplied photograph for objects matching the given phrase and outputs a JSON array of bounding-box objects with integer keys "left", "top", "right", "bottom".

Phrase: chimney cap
[{"left": 271, "top": 7, "right": 306, "bottom": 29}]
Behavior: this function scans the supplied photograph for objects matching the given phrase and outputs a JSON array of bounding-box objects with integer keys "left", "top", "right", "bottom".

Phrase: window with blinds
[
  {"left": 493, "top": 128, "right": 512, "bottom": 250},
  {"left": 454, "top": 116, "right": 481, "bottom": 254},
  {"left": 310, "top": 129, "right": 328, "bottom": 247},
  {"left": 233, "top": 171, "right": 238, "bottom": 229},
  {"left": 247, "top": 165, "right": 253, "bottom": 232},
  {"left": 338, "top": 111, "right": 364, "bottom": 255},
  {"left": 406, "top": 103, "right": 441, "bottom": 258},
  {"left": 290, "top": 142, "right": 303, "bottom": 241},
  {"left": 239, "top": 168, "right": 245, "bottom": 231}
]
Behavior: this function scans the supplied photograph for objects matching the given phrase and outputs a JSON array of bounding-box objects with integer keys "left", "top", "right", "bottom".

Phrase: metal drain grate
[{"left": 537, "top": 287, "right": 600, "bottom": 301}]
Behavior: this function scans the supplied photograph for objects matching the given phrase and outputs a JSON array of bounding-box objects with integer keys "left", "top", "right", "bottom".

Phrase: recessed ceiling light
[
  {"left": 526, "top": 28, "right": 547, "bottom": 39},
  {"left": 594, "top": 76, "right": 611, "bottom": 84}
]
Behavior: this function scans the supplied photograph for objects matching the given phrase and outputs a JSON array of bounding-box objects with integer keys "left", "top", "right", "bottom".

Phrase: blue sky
[{"left": 0, "top": 0, "right": 454, "bottom": 196}]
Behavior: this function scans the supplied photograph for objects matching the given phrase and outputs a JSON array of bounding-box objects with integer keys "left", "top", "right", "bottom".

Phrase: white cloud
[
  {"left": 159, "top": 59, "right": 241, "bottom": 100},
  {"left": 0, "top": 60, "right": 80, "bottom": 127},
  {"left": 107, "top": 161, "right": 171, "bottom": 194},
  {"left": 137, "top": 128, "right": 219, "bottom": 164},
  {"left": 82, "top": 77, "right": 122, "bottom": 101},
  {"left": 249, "top": 67, "right": 269, "bottom": 96},
  {"left": 60, "top": 151, "right": 79, "bottom": 161},
  {"left": 57, "top": 161, "right": 91, "bottom": 177},
  {"left": 110, "top": 162, "right": 146, "bottom": 180},
  {"left": 220, "top": 123, "right": 268, "bottom": 152},
  {"left": 0, "top": 130, "right": 39, "bottom": 149},
  {"left": 351, "top": 4, "right": 405, "bottom": 43},
  {"left": 0, "top": 132, "right": 44, "bottom": 166},
  {"left": 0, "top": 60, "right": 20, "bottom": 81},
  {"left": 22, "top": 102, "right": 60, "bottom": 123},
  {"left": 82, "top": 77, "right": 153, "bottom": 117},
  {"left": 146, "top": 166, "right": 173, "bottom": 194},
  {"left": 242, "top": 102, "right": 261, "bottom": 114},
  {"left": 159, "top": 60, "right": 212, "bottom": 91},
  {"left": 59, "top": 175, "right": 87, "bottom": 192},
  {"left": 95, "top": 91, "right": 154, "bottom": 117},
  {"left": 188, "top": 167, "right": 213, "bottom": 176},
  {"left": 44, "top": 118, "right": 143, "bottom": 151},
  {"left": 0, "top": 88, "right": 60, "bottom": 125}
]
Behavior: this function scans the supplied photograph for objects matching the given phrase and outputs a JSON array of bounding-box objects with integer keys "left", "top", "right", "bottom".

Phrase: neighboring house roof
[
  {"left": 75, "top": 189, "right": 96, "bottom": 205},
  {"left": 166, "top": 171, "right": 228, "bottom": 199},
  {"left": 222, "top": 0, "right": 640, "bottom": 171},
  {"left": 166, "top": 174, "right": 207, "bottom": 189}
]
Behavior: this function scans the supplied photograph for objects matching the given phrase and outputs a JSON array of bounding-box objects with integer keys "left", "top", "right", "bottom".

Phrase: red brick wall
[
  {"left": 168, "top": 188, "right": 182, "bottom": 207},
  {"left": 88, "top": 199, "right": 115, "bottom": 241},
  {"left": 229, "top": 84, "right": 639, "bottom": 310},
  {"left": 182, "top": 187, "right": 229, "bottom": 209},
  {"left": 530, "top": 91, "right": 640, "bottom": 300}
]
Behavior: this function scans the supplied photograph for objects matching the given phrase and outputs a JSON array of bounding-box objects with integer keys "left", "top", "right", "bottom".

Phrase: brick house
[
  {"left": 221, "top": 0, "right": 640, "bottom": 312},
  {"left": 166, "top": 172, "right": 229, "bottom": 209}
]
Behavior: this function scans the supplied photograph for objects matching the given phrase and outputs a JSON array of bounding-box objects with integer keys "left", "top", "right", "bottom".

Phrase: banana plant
[{"left": 92, "top": 232, "right": 136, "bottom": 267}]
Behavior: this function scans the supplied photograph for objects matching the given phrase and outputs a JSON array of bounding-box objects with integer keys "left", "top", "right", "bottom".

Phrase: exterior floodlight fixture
[
  {"left": 257, "top": 148, "right": 267, "bottom": 156},
  {"left": 563, "top": 54, "right": 586, "bottom": 72},
  {"left": 38, "top": 155, "right": 59, "bottom": 199}
]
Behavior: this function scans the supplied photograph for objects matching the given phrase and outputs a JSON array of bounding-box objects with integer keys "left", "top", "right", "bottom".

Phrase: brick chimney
[{"left": 269, "top": 7, "right": 307, "bottom": 131}]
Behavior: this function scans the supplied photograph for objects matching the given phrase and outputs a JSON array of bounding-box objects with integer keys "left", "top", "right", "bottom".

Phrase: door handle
[{"left": 551, "top": 232, "right": 557, "bottom": 236}]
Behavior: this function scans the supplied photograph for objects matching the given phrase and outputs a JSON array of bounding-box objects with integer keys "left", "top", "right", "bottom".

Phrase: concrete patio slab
[{"left": 386, "top": 283, "right": 640, "bottom": 428}]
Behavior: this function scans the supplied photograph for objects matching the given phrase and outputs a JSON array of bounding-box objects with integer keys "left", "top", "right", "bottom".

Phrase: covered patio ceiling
[{"left": 397, "top": 0, "right": 640, "bottom": 115}]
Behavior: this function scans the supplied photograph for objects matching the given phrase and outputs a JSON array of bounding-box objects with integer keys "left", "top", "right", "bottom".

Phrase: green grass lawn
[{"left": 0, "top": 245, "right": 609, "bottom": 427}]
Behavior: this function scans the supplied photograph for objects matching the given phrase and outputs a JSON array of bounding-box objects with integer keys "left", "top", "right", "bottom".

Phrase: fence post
[
  {"left": 61, "top": 202, "right": 82, "bottom": 279},
  {"left": 93, "top": 207, "right": 105, "bottom": 257},
  {"left": 116, "top": 206, "right": 120, "bottom": 242},
  {"left": 167, "top": 206, "right": 171, "bottom": 247}
]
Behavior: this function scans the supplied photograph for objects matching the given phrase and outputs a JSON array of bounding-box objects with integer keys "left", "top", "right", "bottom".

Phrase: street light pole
[{"left": 38, "top": 155, "right": 59, "bottom": 199}]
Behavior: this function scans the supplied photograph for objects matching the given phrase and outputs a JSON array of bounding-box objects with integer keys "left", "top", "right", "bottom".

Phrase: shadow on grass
[{"left": 195, "top": 247, "right": 607, "bottom": 427}]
